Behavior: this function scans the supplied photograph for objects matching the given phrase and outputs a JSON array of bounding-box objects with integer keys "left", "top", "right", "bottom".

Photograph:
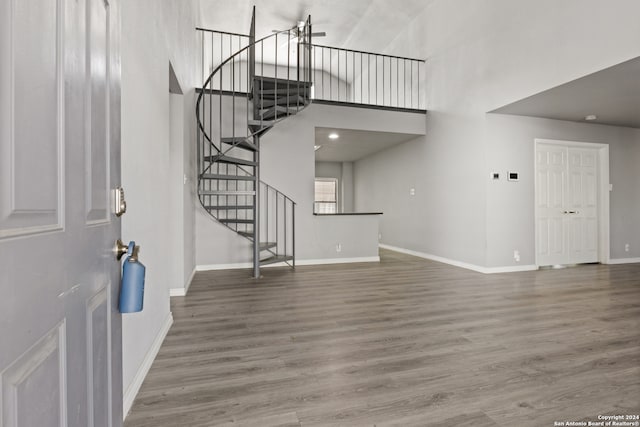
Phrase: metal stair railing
[
  {"left": 259, "top": 182, "right": 296, "bottom": 268},
  {"left": 196, "top": 8, "right": 312, "bottom": 277}
]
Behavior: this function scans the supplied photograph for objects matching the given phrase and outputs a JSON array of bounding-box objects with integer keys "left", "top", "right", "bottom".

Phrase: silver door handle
[
  {"left": 115, "top": 239, "right": 130, "bottom": 260},
  {"left": 115, "top": 239, "right": 141, "bottom": 261}
]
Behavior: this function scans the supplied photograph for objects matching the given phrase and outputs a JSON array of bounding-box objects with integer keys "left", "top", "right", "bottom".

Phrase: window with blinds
[{"left": 314, "top": 179, "right": 337, "bottom": 214}]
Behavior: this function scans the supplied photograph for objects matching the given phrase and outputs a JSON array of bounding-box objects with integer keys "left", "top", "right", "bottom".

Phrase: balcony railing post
[
  {"left": 369, "top": 54, "right": 372, "bottom": 104},
  {"left": 337, "top": 47, "right": 340, "bottom": 102},
  {"left": 403, "top": 60, "right": 406, "bottom": 108},
  {"left": 330, "top": 48, "right": 333, "bottom": 100},
  {"left": 249, "top": 6, "right": 255, "bottom": 92},
  {"left": 308, "top": 15, "right": 313, "bottom": 85},
  {"left": 360, "top": 53, "right": 363, "bottom": 104},
  {"left": 287, "top": 29, "right": 290, "bottom": 113}
]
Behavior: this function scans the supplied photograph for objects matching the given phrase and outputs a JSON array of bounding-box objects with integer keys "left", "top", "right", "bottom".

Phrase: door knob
[{"left": 115, "top": 239, "right": 133, "bottom": 260}]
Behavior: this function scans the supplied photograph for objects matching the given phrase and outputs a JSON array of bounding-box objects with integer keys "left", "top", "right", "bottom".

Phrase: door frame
[{"left": 534, "top": 138, "right": 610, "bottom": 265}]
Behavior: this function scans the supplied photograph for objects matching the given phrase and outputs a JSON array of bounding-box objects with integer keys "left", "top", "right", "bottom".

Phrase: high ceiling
[
  {"left": 491, "top": 56, "right": 640, "bottom": 129},
  {"left": 314, "top": 127, "right": 420, "bottom": 162},
  {"left": 198, "top": 0, "right": 432, "bottom": 54},
  {"left": 198, "top": 2, "right": 427, "bottom": 163}
]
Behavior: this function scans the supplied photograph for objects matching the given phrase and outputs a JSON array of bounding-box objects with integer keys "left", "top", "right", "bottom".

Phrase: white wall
[
  {"left": 121, "top": 0, "right": 197, "bottom": 416},
  {"left": 169, "top": 94, "right": 185, "bottom": 292},
  {"left": 308, "top": 214, "right": 380, "bottom": 261},
  {"left": 354, "top": 0, "right": 640, "bottom": 269},
  {"left": 261, "top": 103, "right": 424, "bottom": 262},
  {"left": 341, "top": 162, "right": 355, "bottom": 212},
  {"left": 182, "top": 88, "right": 197, "bottom": 285},
  {"left": 609, "top": 128, "right": 640, "bottom": 259},
  {"left": 196, "top": 103, "right": 425, "bottom": 267},
  {"left": 485, "top": 115, "right": 640, "bottom": 266},
  {"left": 169, "top": 91, "right": 197, "bottom": 295},
  {"left": 315, "top": 161, "right": 342, "bottom": 181}
]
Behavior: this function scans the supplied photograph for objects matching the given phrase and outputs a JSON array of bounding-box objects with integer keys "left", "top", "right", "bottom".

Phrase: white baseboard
[
  {"left": 169, "top": 267, "right": 197, "bottom": 297},
  {"left": 196, "top": 262, "right": 252, "bottom": 271},
  {"left": 196, "top": 256, "right": 380, "bottom": 272},
  {"left": 169, "top": 288, "right": 186, "bottom": 297},
  {"left": 608, "top": 257, "right": 640, "bottom": 265},
  {"left": 123, "top": 312, "right": 173, "bottom": 420},
  {"left": 296, "top": 256, "right": 380, "bottom": 266},
  {"left": 379, "top": 244, "right": 538, "bottom": 274},
  {"left": 482, "top": 264, "right": 540, "bottom": 273}
]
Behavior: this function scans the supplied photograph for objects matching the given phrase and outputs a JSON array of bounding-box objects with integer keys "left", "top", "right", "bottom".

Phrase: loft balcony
[{"left": 196, "top": 27, "right": 426, "bottom": 113}]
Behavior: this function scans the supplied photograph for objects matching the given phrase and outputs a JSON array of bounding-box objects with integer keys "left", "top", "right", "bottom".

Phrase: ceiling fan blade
[{"left": 310, "top": 32, "right": 326, "bottom": 37}]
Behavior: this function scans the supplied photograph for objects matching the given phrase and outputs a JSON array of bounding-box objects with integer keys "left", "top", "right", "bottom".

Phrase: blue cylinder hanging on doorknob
[{"left": 119, "top": 241, "right": 146, "bottom": 313}]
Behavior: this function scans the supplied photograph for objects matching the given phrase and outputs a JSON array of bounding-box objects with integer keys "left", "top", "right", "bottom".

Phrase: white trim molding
[
  {"left": 379, "top": 244, "right": 538, "bottom": 274},
  {"left": 196, "top": 256, "right": 380, "bottom": 272},
  {"left": 196, "top": 262, "right": 252, "bottom": 271},
  {"left": 296, "top": 256, "right": 380, "bottom": 266},
  {"left": 123, "top": 312, "right": 173, "bottom": 420},
  {"left": 169, "top": 267, "right": 197, "bottom": 297},
  {"left": 607, "top": 258, "right": 640, "bottom": 265}
]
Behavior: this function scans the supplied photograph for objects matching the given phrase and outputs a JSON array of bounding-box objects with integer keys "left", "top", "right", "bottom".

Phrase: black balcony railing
[
  {"left": 197, "top": 28, "right": 251, "bottom": 86},
  {"left": 311, "top": 45, "right": 425, "bottom": 110},
  {"left": 197, "top": 28, "right": 426, "bottom": 111}
]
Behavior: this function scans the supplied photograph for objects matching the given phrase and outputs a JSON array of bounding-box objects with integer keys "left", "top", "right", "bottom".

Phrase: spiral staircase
[{"left": 196, "top": 9, "right": 313, "bottom": 278}]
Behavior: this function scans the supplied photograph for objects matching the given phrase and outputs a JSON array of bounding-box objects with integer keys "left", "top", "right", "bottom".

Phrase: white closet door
[
  {"left": 536, "top": 144, "right": 569, "bottom": 265},
  {"left": 566, "top": 148, "right": 599, "bottom": 264},
  {"left": 535, "top": 143, "right": 599, "bottom": 266}
]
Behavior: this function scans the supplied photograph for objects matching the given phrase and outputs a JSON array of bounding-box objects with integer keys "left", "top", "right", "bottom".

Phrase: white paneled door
[
  {"left": 536, "top": 142, "right": 600, "bottom": 266},
  {"left": 0, "top": 0, "right": 122, "bottom": 426}
]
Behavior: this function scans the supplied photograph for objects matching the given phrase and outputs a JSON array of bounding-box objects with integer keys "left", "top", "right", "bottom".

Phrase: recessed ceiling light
[
  {"left": 328, "top": 132, "right": 339, "bottom": 140},
  {"left": 585, "top": 114, "right": 597, "bottom": 121},
  {"left": 314, "top": 145, "right": 322, "bottom": 151}
]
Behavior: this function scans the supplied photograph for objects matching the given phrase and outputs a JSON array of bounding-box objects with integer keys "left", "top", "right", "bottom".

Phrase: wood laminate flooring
[{"left": 125, "top": 249, "right": 640, "bottom": 426}]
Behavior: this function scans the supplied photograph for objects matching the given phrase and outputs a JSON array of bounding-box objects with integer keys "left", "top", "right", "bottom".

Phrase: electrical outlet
[
  {"left": 336, "top": 244, "right": 342, "bottom": 253},
  {"left": 409, "top": 188, "right": 416, "bottom": 196},
  {"left": 625, "top": 243, "right": 630, "bottom": 252},
  {"left": 513, "top": 250, "right": 520, "bottom": 262}
]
